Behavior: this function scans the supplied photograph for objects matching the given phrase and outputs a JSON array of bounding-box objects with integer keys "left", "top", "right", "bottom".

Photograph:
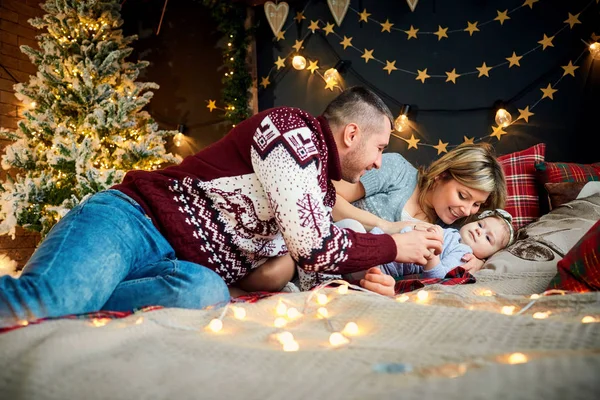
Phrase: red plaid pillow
[
  {"left": 497, "top": 143, "right": 546, "bottom": 230},
  {"left": 536, "top": 161, "right": 600, "bottom": 213},
  {"left": 547, "top": 219, "right": 600, "bottom": 293}
]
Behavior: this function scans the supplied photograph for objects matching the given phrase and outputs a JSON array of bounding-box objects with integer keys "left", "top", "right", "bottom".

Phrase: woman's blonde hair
[{"left": 417, "top": 143, "right": 507, "bottom": 223}]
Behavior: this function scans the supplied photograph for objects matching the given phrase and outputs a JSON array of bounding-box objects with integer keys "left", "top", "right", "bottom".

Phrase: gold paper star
[
  {"left": 465, "top": 21, "right": 479, "bottom": 36},
  {"left": 494, "top": 10, "right": 510, "bottom": 25},
  {"left": 380, "top": 19, "right": 394, "bottom": 33},
  {"left": 434, "top": 26, "right": 448, "bottom": 41},
  {"left": 433, "top": 140, "right": 449, "bottom": 155},
  {"left": 308, "top": 20, "right": 320, "bottom": 33},
  {"left": 274, "top": 56, "right": 285, "bottom": 70},
  {"left": 491, "top": 126, "right": 507, "bottom": 141},
  {"left": 561, "top": 61, "right": 579, "bottom": 77},
  {"left": 405, "top": 25, "right": 419, "bottom": 40},
  {"left": 591, "top": 32, "right": 600, "bottom": 41},
  {"left": 323, "top": 22, "right": 335, "bottom": 36},
  {"left": 416, "top": 68, "right": 430, "bottom": 83},
  {"left": 361, "top": 49, "right": 374, "bottom": 63},
  {"left": 405, "top": 134, "right": 420, "bottom": 150},
  {"left": 445, "top": 68, "right": 460, "bottom": 83},
  {"left": 462, "top": 136, "right": 475, "bottom": 145},
  {"left": 517, "top": 106, "right": 534, "bottom": 122},
  {"left": 306, "top": 60, "right": 319, "bottom": 74},
  {"left": 358, "top": 9, "right": 371, "bottom": 23},
  {"left": 476, "top": 62, "right": 492, "bottom": 77},
  {"left": 276, "top": 30, "right": 285, "bottom": 41},
  {"left": 506, "top": 52, "right": 522, "bottom": 68},
  {"left": 564, "top": 13, "right": 581, "bottom": 29},
  {"left": 207, "top": 99, "right": 217, "bottom": 112},
  {"left": 324, "top": 79, "right": 337, "bottom": 91},
  {"left": 522, "top": 0, "right": 538, "bottom": 9},
  {"left": 538, "top": 34, "right": 554, "bottom": 50},
  {"left": 383, "top": 60, "right": 397, "bottom": 74},
  {"left": 260, "top": 76, "right": 270, "bottom": 89},
  {"left": 340, "top": 36, "right": 353, "bottom": 50},
  {"left": 292, "top": 40, "right": 304, "bottom": 52},
  {"left": 294, "top": 11, "right": 306, "bottom": 23},
  {"left": 540, "top": 84, "right": 557, "bottom": 100}
]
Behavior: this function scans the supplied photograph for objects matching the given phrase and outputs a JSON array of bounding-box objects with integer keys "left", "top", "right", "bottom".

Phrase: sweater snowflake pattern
[{"left": 112, "top": 107, "right": 396, "bottom": 285}]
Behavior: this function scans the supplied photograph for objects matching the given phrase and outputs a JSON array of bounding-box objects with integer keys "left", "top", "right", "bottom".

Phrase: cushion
[
  {"left": 536, "top": 161, "right": 600, "bottom": 213},
  {"left": 544, "top": 182, "right": 588, "bottom": 210},
  {"left": 497, "top": 143, "right": 546, "bottom": 229},
  {"left": 482, "top": 192, "right": 600, "bottom": 274},
  {"left": 547, "top": 218, "right": 600, "bottom": 292}
]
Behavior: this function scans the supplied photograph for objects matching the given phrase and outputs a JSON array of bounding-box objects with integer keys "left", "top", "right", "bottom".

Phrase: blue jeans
[{"left": 0, "top": 190, "right": 230, "bottom": 326}]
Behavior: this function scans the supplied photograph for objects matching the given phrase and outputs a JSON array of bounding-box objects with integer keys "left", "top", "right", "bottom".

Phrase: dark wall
[
  {"left": 255, "top": 0, "right": 600, "bottom": 167},
  {"left": 121, "top": 0, "right": 231, "bottom": 157}
]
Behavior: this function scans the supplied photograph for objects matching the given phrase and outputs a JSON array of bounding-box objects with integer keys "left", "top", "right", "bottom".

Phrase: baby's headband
[{"left": 477, "top": 209, "right": 515, "bottom": 247}]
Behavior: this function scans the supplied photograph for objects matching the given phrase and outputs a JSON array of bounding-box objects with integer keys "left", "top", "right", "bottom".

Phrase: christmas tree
[{"left": 0, "top": 0, "right": 181, "bottom": 239}]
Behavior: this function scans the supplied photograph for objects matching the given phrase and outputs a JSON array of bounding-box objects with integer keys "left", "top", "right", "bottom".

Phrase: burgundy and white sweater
[{"left": 112, "top": 107, "right": 396, "bottom": 286}]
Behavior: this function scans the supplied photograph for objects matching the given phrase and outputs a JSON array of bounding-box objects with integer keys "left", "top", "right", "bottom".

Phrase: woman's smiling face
[{"left": 429, "top": 178, "right": 490, "bottom": 225}]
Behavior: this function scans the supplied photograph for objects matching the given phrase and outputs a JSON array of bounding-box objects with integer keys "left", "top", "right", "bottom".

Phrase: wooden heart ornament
[
  {"left": 327, "top": 0, "right": 350, "bottom": 27},
  {"left": 406, "top": 0, "right": 419, "bottom": 12},
  {"left": 264, "top": 1, "right": 289, "bottom": 37}
]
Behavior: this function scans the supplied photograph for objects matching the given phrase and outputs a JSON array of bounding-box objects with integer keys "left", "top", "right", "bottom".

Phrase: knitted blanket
[{"left": 1, "top": 270, "right": 599, "bottom": 400}]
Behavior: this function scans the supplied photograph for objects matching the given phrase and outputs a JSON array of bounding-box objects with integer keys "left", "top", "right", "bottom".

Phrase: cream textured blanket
[{"left": 1, "top": 270, "right": 599, "bottom": 400}]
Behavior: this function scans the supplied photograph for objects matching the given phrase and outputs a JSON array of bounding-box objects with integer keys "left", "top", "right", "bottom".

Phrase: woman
[{"left": 333, "top": 143, "right": 507, "bottom": 272}]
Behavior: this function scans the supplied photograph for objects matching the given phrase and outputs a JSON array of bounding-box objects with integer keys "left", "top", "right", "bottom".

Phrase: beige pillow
[{"left": 483, "top": 193, "right": 600, "bottom": 273}]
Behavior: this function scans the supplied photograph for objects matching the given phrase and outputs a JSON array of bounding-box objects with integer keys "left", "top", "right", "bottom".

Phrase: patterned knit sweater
[{"left": 112, "top": 107, "right": 397, "bottom": 285}]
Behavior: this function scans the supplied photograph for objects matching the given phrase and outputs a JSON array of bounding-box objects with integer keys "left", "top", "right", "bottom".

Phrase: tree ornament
[
  {"left": 406, "top": 0, "right": 419, "bottom": 12},
  {"left": 264, "top": 1, "right": 289, "bottom": 38},
  {"left": 327, "top": 0, "right": 350, "bottom": 27}
]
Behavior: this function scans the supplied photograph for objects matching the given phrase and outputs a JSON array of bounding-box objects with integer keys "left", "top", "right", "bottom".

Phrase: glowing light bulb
[
  {"left": 274, "top": 317, "right": 287, "bottom": 328},
  {"left": 275, "top": 300, "right": 287, "bottom": 315},
  {"left": 292, "top": 55, "right": 307, "bottom": 70},
  {"left": 507, "top": 352, "right": 528, "bottom": 364},
  {"left": 495, "top": 108, "right": 512, "bottom": 127},
  {"left": 394, "top": 114, "right": 408, "bottom": 132},
  {"left": 396, "top": 294, "right": 409, "bottom": 302},
  {"left": 533, "top": 311, "right": 550, "bottom": 319},
  {"left": 329, "top": 332, "right": 349, "bottom": 347},
  {"left": 416, "top": 290, "right": 429, "bottom": 302},
  {"left": 323, "top": 67, "right": 339, "bottom": 84},
  {"left": 276, "top": 331, "right": 294, "bottom": 344},
  {"left": 337, "top": 284, "right": 348, "bottom": 294},
  {"left": 208, "top": 318, "right": 223, "bottom": 332},
  {"left": 174, "top": 132, "right": 184, "bottom": 147},
  {"left": 480, "top": 289, "right": 494, "bottom": 297},
  {"left": 30, "top": 101, "right": 36, "bottom": 108},
  {"left": 342, "top": 322, "right": 359, "bottom": 336},
  {"left": 530, "top": 294, "right": 540, "bottom": 300},
  {"left": 589, "top": 42, "right": 600, "bottom": 60},
  {"left": 501, "top": 306, "right": 516, "bottom": 315},
  {"left": 317, "top": 307, "right": 328, "bottom": 318},
  {"left": 316, "top": 293, "right": 328, "bottom": 305},
  {"left": 283, "top": 340, "right": 299, "bottom": 352},
  {"left": 286, "top": 307, "right": 300, "bottom": 319},
  {"left": 233, "top": 306, "right": 246, "bottom": 319},
  {"left": 581, "top": 316, "right": 597, "bottom": 323}
]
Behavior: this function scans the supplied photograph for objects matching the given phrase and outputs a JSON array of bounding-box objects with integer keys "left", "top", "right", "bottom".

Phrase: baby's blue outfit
[{"left": 372, "top": 226, "right": 472, "bottom": 279}]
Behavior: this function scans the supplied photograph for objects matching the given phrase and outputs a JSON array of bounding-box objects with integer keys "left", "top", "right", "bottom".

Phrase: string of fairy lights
[
  {"left": 204, "top": 0, "right": 599, "bottom": 153},
  {"left": 58, "top": 279, "right": 599, "bottom": 374}
]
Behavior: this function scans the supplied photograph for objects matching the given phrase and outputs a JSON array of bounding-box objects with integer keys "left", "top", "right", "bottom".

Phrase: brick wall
[{"left": 0, "top": 0, "right": 44, "bottom": 268}]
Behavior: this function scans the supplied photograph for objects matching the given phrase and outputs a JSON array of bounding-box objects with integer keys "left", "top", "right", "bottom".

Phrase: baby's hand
[
  {"left": 360, "top": 267, "right": 395, "bottom": 297},
  {"left": 461, "top": 253, "right": 485, "bottom": 272}
]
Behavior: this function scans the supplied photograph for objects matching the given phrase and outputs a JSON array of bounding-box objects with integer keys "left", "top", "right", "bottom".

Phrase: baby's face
[{"left": 459, "top": 216, "right": 509, "bottom": 259}]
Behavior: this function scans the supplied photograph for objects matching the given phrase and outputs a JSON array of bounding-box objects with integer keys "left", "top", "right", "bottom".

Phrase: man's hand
[
  {"left": 360, "top": 267, "right": 395, "bottom": 297},
  {"left": 390, "top": 229, "right": 443, "bottom": 265},
  {"left": 461, "top": 253, "right": 485, "bottom": 272}
]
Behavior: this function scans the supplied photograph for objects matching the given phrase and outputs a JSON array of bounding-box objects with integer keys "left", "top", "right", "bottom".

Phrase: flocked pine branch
[{"left": 0, "top": 0, "right": 181, "bottom": 239}]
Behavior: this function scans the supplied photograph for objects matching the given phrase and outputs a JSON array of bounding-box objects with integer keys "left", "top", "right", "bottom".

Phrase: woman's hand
[
  {"left": 360, "top": 267, "right": 395, "bottom": 297},
  {"left": 460, "top": 253, "right": 485, "bottom": 272}
]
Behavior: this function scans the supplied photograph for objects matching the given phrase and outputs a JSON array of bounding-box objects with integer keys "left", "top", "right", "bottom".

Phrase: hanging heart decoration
[
  {"left": 406, "top": 0, "right": 419, "bottom": 12},
  {"left": 327, "top": 0, "right": 350, "bottom": 27},
  {"left": 264, "top": 1, "right": 289, "bottom": 37}
]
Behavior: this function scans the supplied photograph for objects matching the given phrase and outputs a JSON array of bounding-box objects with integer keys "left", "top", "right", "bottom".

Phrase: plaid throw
[
  {"left": 498, "top": 143, "right": 546, "bottom": 230},
  {"left": 394, "top": 267, "right": 476, "bottom": 294},
  {"left": 536, "top": 161, "right": 600, "bottom": 184},
  {"left": 547, "top": 219, "right": 600, "bottom": 293}
]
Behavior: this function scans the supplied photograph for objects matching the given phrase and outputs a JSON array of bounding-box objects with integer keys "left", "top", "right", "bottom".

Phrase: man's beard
[{"left": 340, "top": 141, "right": 366, "bottom": 183}]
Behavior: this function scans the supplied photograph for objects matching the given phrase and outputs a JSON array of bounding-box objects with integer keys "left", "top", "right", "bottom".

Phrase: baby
[{"left": 231, "top": 209, "right": 514, "bottom": 297}]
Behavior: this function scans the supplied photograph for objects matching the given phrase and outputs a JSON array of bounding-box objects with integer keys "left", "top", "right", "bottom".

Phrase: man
[{"left": 0, "top": 86, "right": 442, "bottom": 325}]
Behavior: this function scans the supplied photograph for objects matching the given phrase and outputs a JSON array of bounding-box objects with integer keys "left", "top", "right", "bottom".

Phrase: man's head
[
  {"left": 458, "top": 209, "right": 515, "bottom": 259},
  {"left": 323, "top": 87, "right": 393, "bottom": 183}
]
